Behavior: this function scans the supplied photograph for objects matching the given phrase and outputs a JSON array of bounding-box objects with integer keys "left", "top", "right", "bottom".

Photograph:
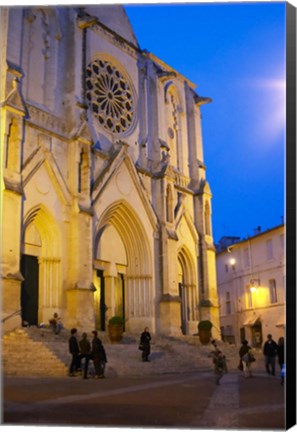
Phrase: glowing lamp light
[
  {"left": 250, "top": 278, "right": 260, "bottom": 292},
  {"left": 230, "top": 258, "right": 236, "bottom": 265}
]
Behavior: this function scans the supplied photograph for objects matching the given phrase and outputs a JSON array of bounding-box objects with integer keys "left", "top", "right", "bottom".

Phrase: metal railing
[{"left": 1, "top": 309, "right": 21, "bottom": 323}]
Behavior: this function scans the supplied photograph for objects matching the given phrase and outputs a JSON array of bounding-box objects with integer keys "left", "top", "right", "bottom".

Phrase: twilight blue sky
[{"left": 125, "top": 2, "right": 286, "bottom": 243}]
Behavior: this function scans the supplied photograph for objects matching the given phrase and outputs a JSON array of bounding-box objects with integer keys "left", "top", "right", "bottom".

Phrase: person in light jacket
[{"left": 239, "top": 340, "right": 253, "bottom": 378}]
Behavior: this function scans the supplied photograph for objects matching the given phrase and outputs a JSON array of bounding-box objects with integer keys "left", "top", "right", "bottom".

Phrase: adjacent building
[
  {"left": 1, "top": 6, "right": 220, "bottom": 337},
  {"left": 216, "top": 224, "right": 285, "bottom": 347}
]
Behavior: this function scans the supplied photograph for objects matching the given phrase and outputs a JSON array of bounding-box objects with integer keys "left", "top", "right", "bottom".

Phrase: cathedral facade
[{"left": 1, "top": 6, "right": 220, "bottom": 337}]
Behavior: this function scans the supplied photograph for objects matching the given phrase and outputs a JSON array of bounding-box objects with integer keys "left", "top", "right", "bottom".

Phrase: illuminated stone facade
[
  {"left": 216, "top": 224, "right": 285, "bottom": 347},
  {"left": 1, "top": 6, "right": 219, "bottom": 336}
]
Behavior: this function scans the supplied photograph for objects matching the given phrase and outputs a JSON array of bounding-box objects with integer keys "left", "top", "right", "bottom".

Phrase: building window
[
  {"left": 226, "top": 325, "right": 233, "bottom": 336},
  {"left": 225, "top": 264, "right": 228, "bottom": 273},
  {"left": 246, "top": 286, "right": 252, "bottom": 308},
  {"left": 280, "top": 234, "right": 284, "bottom": 250},
  {"left": 269, "top": 279, "right": 277, "bottom": 304},
  {"left": 244, "top": 248, "right": 250, "bottom": 268},
  {"left": 266, "top": 239, "right": 273, "bottom": 260},
  {"left": 226, "top": 291, "right": 231, "bottom": 314}
]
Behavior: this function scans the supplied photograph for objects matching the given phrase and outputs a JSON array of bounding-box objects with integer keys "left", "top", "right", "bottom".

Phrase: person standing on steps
[
  {"left": 91, "top": 330, "right": 107, "bottom": 378},
  {"left": 49, "top": 312, "right": 63, "bottom": 335},
  {"left": 140, "top": 327, "right": 151, "bottom": 362},
  {"left": 79, "top": 332, "right": 92, "bottom": 379},
  {"left": 68, "top": 328, "right": 81, "bottom": 377},
  {"left": 263, "top": 334, "right": 278, "bottom": 376}
]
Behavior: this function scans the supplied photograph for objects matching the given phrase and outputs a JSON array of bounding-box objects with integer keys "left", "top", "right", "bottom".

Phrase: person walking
[
  {"left": 263, "top": 334, "right": 278, "bottom": 376},
  {"left": 91, "top": 330, "right": 107, "bottom": 378},
  {"left": 139, "top": 327, "right": 151, "bottom": 362},
  {"left": 212, "top": 349, "right": 227, "bottom": 385},
  {"left": 277, "top": 337, "right": 285, "bottom": 385},
  {"left": 79, "top": 332, "right": 92, "bottom": 379},
  {"left": 277, "top": 337, "right": 285, "bottom": 370},
  {"left": 239, "top": 340, "right": 254, "bottom": 378},
  {"left": 68, "top": 328, "right": 81, "bottom": 377}
]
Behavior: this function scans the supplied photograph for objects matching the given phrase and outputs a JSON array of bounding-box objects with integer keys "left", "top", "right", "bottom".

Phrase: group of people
[
  {"left": 68, "top": 326, "right": 152, "bottom": 379},
  {"left": 68, "top": 329, "right": 107, "bottom": 379},
  {"left": 65, "top": 319, "right": 285, "bottom": 385},
  {"left": 238, "top": 334, "right": 285, "bottom": 383},
  {"left": 211, "top": 333, "right": 285, "bottom": 386},
  {"left": 263, "top": 334, "right": 285, "bottom": 384}
]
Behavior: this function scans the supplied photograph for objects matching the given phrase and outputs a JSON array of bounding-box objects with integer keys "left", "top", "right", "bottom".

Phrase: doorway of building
[
  {"left": 115, "top": 273, "right": 125, "bottom": 331},
  {"left": 179, "top": 282, "right": 187, "bottom": 335},
  {"left": 21, "top": 254, "right": 39, "bottom": 325},
  {"left": 251, "top": 321, "right": 262, "bottom": 348},
  {"left": 97, "top": 270, "right": 106, "bottom": 331}
]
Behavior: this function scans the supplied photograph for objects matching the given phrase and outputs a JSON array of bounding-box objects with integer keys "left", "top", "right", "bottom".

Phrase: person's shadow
[{"left": 150, "top": 351, "right": 164, "bottom": 360}]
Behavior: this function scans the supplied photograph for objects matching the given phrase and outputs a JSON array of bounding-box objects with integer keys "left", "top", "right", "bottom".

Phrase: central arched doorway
[{"left": 94, "top": 201, "right": 153, "bottom": 333}]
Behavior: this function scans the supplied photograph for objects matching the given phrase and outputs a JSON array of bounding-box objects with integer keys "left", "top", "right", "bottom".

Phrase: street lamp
[{"left": 230, "top": 258, "right": 236, "bottom": 271}]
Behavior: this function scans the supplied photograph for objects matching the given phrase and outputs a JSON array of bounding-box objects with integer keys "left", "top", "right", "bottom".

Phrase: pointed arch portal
[
  {"left": 94, "top": 200, "right": 153, "bottom": 331},
  {"left": 21, "top": 205, "right": 62, "bottom": 325},
  {"left": 178, "top": 246, "right": 198, "bottom": 334}
]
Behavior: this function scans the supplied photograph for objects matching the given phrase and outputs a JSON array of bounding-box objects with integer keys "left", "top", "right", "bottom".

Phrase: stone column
[
  {"left": 185, "top": 82, "right": 200, "bottom": 190},
  {"left": 65, "top": 209, "right": 94, "bottom": 330},
  {"left": 146, "top": 59, "right": 160, "bottom": 170},
  {"left": 136, "top": 54, "right": 148, "bottom": 168},
  {"left": 1, "top": 76, "right": 26, "bottom": 331}
]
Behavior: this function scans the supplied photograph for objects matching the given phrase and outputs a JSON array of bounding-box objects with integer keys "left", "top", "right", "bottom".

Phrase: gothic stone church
[{"left": 1, "top": 5, "right": 220, "bottom": 337}]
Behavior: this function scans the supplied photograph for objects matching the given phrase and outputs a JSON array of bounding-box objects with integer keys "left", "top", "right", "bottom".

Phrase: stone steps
[
  {"left": 2, "top": 329, "right": 68, "bottom": 376},
  {"left": 2, "top": 327, "right": 265, "bottom": 378}
]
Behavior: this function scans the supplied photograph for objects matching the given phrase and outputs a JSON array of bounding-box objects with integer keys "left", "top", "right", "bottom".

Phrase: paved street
[{"left": 2, "top": 370, "right": 285, "bottom": 429}]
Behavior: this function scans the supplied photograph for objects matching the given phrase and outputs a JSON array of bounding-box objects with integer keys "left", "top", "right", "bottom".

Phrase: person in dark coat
[
  {"left": 79, "top": 332, "right": 92, "bottom": 379},
  {"left": 277, "top": 337, "right": 285, "bottom": 369},
  {"left": 277, "top": 337, "right": 285, "bottom": 385},
  {"left": 68, "top": 328, "right": 81, "bottom": 377},
  {"left": 140, "top": 327, "right": 151, "bottom": 362},
  {"left": 263, "top": 334, "right": 278, "bottom": 375},
  {"left": 91, "top": 330, "right": 107, "bottom": 378}
]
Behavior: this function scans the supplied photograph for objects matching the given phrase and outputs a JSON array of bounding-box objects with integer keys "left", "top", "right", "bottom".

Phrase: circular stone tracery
[{"left": 86, "top": 59, "right": 135, "bottom": 135}]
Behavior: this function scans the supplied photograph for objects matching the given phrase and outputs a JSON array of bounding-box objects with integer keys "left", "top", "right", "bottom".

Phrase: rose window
[{"left": 86, "top": 59, "right": 135, "bottom": 134}]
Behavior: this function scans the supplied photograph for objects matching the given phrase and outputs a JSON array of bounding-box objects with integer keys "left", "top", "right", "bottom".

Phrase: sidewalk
[
  {"left": 198, "top": 370, "right": 285, "bottom": 429},
  {"left": 237, "top": 372, "right": 285, "bottom": 429},
  {"left": 2, "top": 369, "right": 285, "bottom": 429}
]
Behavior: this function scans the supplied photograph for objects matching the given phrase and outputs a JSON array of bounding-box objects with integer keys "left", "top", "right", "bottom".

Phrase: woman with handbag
[
  {"left": 239, "top": 339, "right": 254, "bottom": 378},
  {"left": 139, "top": 327, "right": 151, "bottom": 362}
]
